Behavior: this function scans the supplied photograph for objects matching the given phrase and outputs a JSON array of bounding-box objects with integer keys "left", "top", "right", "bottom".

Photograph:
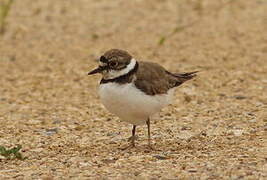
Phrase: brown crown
[{"left": 103, "top": 49, "right": 132, "bottom": 63}]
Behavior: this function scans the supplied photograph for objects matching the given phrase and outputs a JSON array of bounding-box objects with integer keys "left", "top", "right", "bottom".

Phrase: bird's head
[{"left": 88, "top": 49, "right": 136, "bottom": 80}]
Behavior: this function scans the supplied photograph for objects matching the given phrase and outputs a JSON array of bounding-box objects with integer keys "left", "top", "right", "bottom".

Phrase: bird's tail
[
  {"left": 166, "top": 70, "right": 198, "bottom": 87},
  {"left": 172, "top": 71, "right": 198, "bottom": 82}
]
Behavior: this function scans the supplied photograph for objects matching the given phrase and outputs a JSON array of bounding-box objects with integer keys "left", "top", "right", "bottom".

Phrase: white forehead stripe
[
  {"left": 99, "top": 62, "right": 107, "bottom": 66},
  {"left": 104, "top": 58, "right": 136, "bottom": 80}
]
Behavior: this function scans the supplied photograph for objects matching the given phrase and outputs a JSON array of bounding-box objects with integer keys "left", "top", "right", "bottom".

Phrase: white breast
[{"left": 99, "top": 82, "right": 174, "bottom": 125}]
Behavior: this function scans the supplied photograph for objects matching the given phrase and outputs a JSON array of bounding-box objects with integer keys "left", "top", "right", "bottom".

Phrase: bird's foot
[
  {"left": 127, "top": 135, "right": 138, "bottom": 142},
  {"left": 120, "top": 143, "right": 136, "bottom": 150},
  {"left": 147, "top": 139, "right": 157, "bottom": 151},
  {"left": 147, "top": 144, "right": 156, "bottom": 151}
]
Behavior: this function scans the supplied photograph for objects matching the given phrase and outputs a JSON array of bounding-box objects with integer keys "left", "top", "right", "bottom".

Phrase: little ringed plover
[{"left": 88, "top": 49, "right": 198, "bottom": 149}]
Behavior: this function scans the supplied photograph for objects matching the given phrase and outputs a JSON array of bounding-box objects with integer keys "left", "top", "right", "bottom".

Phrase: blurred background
[{"left": 0, "top": 0, "right": 266, "bottom": 179}]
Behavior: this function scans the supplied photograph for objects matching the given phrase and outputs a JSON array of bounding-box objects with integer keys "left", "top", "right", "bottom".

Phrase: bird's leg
[
  {"left": 121, "top": 125, "right": 136, "bottom": 150},
  {"left": 129, "top": 125, "right": 136, "bottom": 146},
  {"left": 127, "top": 125, "right": 137, "bottom": 143},
  {"left": 146, "top": 118, "right": 154, "bottom": 150}
]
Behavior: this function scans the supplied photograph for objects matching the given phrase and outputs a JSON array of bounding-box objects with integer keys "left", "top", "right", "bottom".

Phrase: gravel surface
[{"left": 0, "top": 0, "right": 266, "bottom": 179}]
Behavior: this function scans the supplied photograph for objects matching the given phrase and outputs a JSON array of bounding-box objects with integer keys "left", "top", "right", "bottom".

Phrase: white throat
[{"left": 103, "top": 59, "right": 136, "bottom": 80}]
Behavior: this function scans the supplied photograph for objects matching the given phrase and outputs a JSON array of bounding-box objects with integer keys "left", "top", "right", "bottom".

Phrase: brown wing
[{"left": 134, "top": 62, "right": 178, "bottom": 95}]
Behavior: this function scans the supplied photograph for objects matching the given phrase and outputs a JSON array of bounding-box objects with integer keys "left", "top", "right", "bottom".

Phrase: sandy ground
[{"left": 0, "top": 0, "right": 266, "bottom": 179}]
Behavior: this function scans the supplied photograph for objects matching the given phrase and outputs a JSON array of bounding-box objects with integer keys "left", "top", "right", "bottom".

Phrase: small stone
[
  {"left": 233, "top": 129, "right": 243, "bottom": 136},
  {"left": 247, "top": 112, "right": 255, "bottom": 116},
  {"left": 52, "top": 120, "right": 61, "bottom": 124},
  {"left": 102, "top": 158, "right": 117, "bottom": 164},
  {"left": 107, "top": 132, "right": 120, "bottom": 137},
  {"left": 184, "top": 95, "right": 192, "bottom": 102},
  {"left": 42, "top": 177, "right": 54, "bottom": 180},
  {"left": 232, "top": 95, "right": 247, "bottom": 100},
  {"left": 218, "top": 93, "right": 226, "bottom": 97},
  {"left": 74, "top": 125, "right": 84, "bottom": 131},
  {"left": 134, "top": 171, "right": 141, "bottom": 176},
  {"left": 181, "top": 126, "right": 192, "bottom": 131},
  {"left": 0, "top": 155, "right": 5, "bottom": 160},
  {"left": 45, "top": 128, "right": 58, "bottom": 136},
  {"left": 154, "top": 155, "right": 168, "bottom": 160},
  {"left": 187, "top": 169, "right": 197, "bottom": 173}
]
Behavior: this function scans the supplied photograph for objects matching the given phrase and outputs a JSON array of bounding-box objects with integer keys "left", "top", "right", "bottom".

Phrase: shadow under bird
[{"left": 88, "top": 49, "right": 198, "bottom": 149}]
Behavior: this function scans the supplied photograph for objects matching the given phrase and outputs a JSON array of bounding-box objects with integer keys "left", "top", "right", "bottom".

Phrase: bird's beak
[{"left": 88, "top": 66, "right": 107, "bottom": 75}]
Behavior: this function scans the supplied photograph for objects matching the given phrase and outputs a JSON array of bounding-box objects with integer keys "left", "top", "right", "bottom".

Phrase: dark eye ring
[{"left": 109, "top": 61, "right": 118, "bottom": 67}]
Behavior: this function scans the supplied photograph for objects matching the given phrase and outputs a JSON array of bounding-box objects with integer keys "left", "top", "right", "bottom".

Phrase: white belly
[{"left": 99, "top": 82, "right": 174, "bottom": 125}]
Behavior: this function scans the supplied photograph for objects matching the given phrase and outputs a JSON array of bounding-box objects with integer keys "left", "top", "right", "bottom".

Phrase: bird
[{"left": 88, "top": 49, "right": 198, "bottom": 149}]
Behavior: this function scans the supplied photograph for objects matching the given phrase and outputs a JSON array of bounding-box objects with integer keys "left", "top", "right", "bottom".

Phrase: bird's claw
[{"left": 127, "top": 135, "right": 138, "bottom": 142}]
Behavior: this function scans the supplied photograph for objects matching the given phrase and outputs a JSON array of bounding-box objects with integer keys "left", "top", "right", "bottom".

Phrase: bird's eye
[
  {"left": 109, "top": 61, "right": 118, "bottom": 67},
  {"left": 100, "top": 56, "right": 108, "bottom": 63}
]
